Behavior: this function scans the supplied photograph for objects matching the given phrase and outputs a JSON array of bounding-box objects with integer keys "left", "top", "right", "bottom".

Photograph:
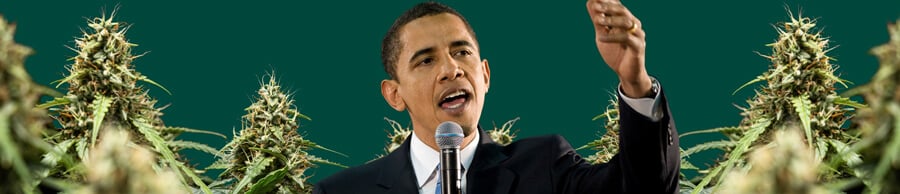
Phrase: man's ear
[
  {"left": 482, "top": 59, "right": 491, "bottom": 92},
  {"left": 381, "top": 79, "right": 406, "bottom": 111}
]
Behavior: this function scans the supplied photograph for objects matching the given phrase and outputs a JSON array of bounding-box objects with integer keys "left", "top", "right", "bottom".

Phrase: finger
[
  {"left": 597, "top": 32, "right": 628, "bottom": 43},
  {"left": 597, "top": 16, "right": 637, "bottom": 29},
  {"left": 626, "top": 32, "right": 646, "bottom": 50},
  {"left": 598, "top": 30, "right": 645, "bottom": 48},
  {"left": 591, "top": 15, "right": 612, "bottom": 32},
  {"left": 590, "top": 0, "right": 632, "bottom": 17}
]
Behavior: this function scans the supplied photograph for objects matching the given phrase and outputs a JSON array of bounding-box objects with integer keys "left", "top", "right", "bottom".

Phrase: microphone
[{"left": 435, "top": 121, "right": 464, "bottom": 194}]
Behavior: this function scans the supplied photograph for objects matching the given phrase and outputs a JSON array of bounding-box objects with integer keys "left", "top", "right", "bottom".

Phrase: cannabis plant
[
  {"left": 846, "top": 19, "right": 900, "bottom": 194},
  {"left": 0, "top": 15, "right": 58, "bottom": 194},
  {"left": 211, "top": 74, "right": 343, "bottom": 194},
  {"left": 717, "top": 128, "right": 830, "bottom": 194},
  {"left": 581, "top": 95, "right": 701, "bottom": 192},
  {"left": 379, "top": 117, "right": 520, "bottom": 157},
  {"left": 579, "top": 96, "right": 619, "bottom": 164},
  {"left": 489, "top": 117, "right": 519, "bottom": 146},
  {"left": 38, "top": 12, "right": 222, "bottom": 193},
  {"left": 685, "top": 13, "right": 864, "bottom": 193},
  {"left": 382, "top": 117, "right": 411, "bottom": 154},
  {"left": 75, "top": 130, "right": 187, "bottom": 194}
]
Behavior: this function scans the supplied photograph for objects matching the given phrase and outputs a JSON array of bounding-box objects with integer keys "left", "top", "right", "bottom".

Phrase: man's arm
[
  {"left": 618, "top": 76, "right": 663, "bottom": 121},
  {"left": 615, "top": 87, "right": 680, "bottom": 193},
  {"left": 582, "top": 0, "right": 679, "bottom": 192},
  {"left": 586, "top": 0, "right": 651, "bottom": 98}
]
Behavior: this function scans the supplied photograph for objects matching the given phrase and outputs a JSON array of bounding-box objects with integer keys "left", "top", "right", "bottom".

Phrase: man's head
[{"left": 380, "top": 2, "right": 490, "bottom": 138}]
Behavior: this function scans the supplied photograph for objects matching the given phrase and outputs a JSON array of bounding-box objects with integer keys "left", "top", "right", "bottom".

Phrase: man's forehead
[{"left": 398, "top": 13, "right": 477, "bottom": 53}]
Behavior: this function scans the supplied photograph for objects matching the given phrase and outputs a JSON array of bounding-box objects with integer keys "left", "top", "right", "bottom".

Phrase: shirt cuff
[{"left": 618, "top": 79, "right": 663, "bottom": 122}]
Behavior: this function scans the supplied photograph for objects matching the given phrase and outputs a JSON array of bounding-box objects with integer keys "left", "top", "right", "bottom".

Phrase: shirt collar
[{"left": 410, "top": 130, "right": 480, "bottom": 188}]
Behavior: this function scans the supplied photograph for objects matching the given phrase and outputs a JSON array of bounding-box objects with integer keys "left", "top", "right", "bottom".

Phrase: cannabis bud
[{"left": 215, "top": 74, "right": 343, "bottom": 194}]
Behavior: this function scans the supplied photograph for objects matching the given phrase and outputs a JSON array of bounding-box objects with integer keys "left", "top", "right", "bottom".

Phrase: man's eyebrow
[
  {"left": 451, "top": 40, "right": 474, "bottom": 48},
  {"left": 409, "top": 47, "right": 435, "bottom": 64},
  {"left": 408, "top": 40, "right": 473, "bottom": 64}
]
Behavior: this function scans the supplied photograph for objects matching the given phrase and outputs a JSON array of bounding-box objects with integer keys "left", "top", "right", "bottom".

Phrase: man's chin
[{"left": 450, "top": 118, "right": 480, "bottom": 136}]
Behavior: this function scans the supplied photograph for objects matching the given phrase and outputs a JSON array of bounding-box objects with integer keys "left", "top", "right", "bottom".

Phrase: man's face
[{"left": 382, "top": 13, "right": 490, "bottom": 136}]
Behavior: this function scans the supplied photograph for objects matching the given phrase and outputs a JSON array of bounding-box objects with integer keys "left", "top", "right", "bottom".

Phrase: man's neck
[{"left": 413, "top": 126, "right": 478, "bottom": 151}]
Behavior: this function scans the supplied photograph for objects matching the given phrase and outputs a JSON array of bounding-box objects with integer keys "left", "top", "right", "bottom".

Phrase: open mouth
[{"left": 438, "top": 89, "right": 471, "bottom": 114}]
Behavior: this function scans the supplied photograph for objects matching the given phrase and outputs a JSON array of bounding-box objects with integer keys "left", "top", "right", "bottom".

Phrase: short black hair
[{"left": 381, "top": 2, "right": 477, "bottom": 81}]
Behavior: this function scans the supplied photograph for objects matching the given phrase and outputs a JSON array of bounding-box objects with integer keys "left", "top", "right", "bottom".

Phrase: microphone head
[{"left": 435, "top": 121, "right": 464, "bottom": 149}]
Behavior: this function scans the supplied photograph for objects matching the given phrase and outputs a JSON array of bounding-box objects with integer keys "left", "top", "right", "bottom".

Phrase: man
[{"left": 315, "top": 1, "right": 679, "bottom": 193}]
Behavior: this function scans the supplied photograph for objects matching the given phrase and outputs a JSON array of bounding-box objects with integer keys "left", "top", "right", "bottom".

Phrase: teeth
[
  {"left": 448, "top": 103, "right": 463, "bottom": 109},
  {"left": 443, "top": 91, "right": 466, "bottom": 100}
]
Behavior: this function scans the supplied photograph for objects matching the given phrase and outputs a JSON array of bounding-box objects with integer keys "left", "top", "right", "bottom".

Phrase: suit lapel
[
  {"left": 375, "top": 134, "right": 419, "bottom": 193},
  {"left": 466, "top": 127, "right": 516, "bottom": 194},
  {"left": 376, "top": 127, "right": 517, "bottom": 193}
]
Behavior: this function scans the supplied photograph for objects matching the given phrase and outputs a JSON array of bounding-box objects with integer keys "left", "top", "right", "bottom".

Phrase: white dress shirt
[
  {"left": 618, "top": 83, "right": 664, "bottom": 121},
  {"left": 410, "top": 83, "right": 663, "bottom": 193},
  {"left": 411, "top": 130, "right": 479, "bottom": 194}
]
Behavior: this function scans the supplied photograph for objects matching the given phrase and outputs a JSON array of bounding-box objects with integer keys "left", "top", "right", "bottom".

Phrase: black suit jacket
[{"left": 315, "top": 92, "right": 680, "bottom": 193}]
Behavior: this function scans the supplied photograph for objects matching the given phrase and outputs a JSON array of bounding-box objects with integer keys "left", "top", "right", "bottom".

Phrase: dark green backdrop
[{"left": 3, "top": 0, "right": 898, "bottom": 183}]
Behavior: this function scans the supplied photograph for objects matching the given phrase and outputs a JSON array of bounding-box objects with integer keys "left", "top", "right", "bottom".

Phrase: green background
[{"left": 3, "top": 0, "right": 899, "bottom": 183}]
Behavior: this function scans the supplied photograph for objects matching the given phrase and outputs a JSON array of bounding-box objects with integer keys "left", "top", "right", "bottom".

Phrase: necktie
[
  {"left": 423, "top": 163, "right": 465, "bottom": 194},
  {"left": 435, "top": 166, "right": 442, "bottom": 194}
]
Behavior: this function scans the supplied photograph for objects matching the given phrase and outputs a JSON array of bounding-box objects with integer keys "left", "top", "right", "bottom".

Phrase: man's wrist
[{"left": 620, "top": 75, "right": 653, "bottom": 98}]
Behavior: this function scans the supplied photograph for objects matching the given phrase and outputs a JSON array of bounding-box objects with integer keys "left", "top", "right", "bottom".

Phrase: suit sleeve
[
  {"left": 553, "top": 89, "right": 680, "bottom": 194},
  {"left": 313, "top": 181, "right": 327, "bottom": 194}
]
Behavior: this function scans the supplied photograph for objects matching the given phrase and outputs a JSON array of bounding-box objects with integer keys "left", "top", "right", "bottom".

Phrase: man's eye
[
  {"left": 455, "top": 50, "right": 472, "bottom": 56},
  {"left": 418, "top": 58, "right": 434, "bottom": 66}
]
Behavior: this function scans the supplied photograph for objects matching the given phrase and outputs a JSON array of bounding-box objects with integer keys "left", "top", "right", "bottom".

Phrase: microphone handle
[{"left": 440, "top": 148, "right": 462, "bottom": 194}]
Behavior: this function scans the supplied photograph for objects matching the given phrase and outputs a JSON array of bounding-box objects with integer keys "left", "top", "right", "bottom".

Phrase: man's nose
[{"left": 438, "top": 59, "right": 465, "bottom": 82}]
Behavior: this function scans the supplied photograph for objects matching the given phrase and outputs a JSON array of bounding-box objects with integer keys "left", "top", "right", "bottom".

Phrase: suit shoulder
[{"left": 504, "top": 134, "right": 574, "bottom": 154}]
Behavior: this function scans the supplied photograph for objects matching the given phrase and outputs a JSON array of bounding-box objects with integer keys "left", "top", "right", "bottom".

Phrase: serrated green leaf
[
  {"left": 591, "top": 109, "right": 618, "bottom": 121},
  {"left": 36, "top": 85, "right": 63, "bottom": 98},
  {"left": 733, "top": 75, "right": 765, "bottom": 95},
  {"left": 52, "top": 71, "right": 82, "bottom": 88},
  {"left": 791, "top": 95, "right": 814, "bottom": 147},
  {"left": 679, "top": 126, "right": 741, "bottom": 138},
  {"left": 134, "top": 119, "right": 211, "bottom": 194},
  {"left": 692, "top": 164, "right": 723, "bottom": 194},
  {"left": 90, "top": 95, "right": 112, "bottom": 146},
  {"left": 250, "top": 147, "right": 288, "bottom": 163},
  {"left": 41, "top": 139, "right": 74, "bottom": 164},
  {"left": 816, "top": 140, "right": 828, "bottom": 163},
  {"left": 290, "top": 175, "right": 307, "bottom": 192},
  {"left": 245, "top": 167, "right": 288, "bottom": 194},
  {"left": 296, "top": 113, "right": 311, "bottom": 121},
  {"left": 681, "top": 159, "right": 700, "bottom": 170},
  {"left": 683, "top": 140, "right": 736, "bottom": 157},
  {"left": 826, "top": 139, "right": 863, "bottom": 176},
  {"left": 208, "top": 177, "right": 234, "bottom": 189},
  {"left": 206, "top": 159, "right": 232, "bottom": 170},
  {"left": 139, "top": 76, "right": 172, "bottom": 95},
  {"left": 75, "top": 137, "right": 88, "bottom": 161},
  {"left": 575, "top": 139, "right": 601, "bottom": 151},
  {"left": 816, "top": 69, "right": 851, "bottom": 88},
  {"left": 169, "top": 140, "right": 221, "bottom": 157},
  {"left": 163, "top": 127, "right": 227, "bottom": 139},
  {"left": 831, "top": 95, "right": 866, "bottom": 108},
  {"left": 309, "top": 155, "right": 347, "bottom": 168},
  {"left": 693, "top": 119, "right": 770, "bottom": 194},
  {"left": 312, "top": 144, "right": 348, "bottom": 158},
  {"left": 231, "top": 157, "right": 274, "bottom": 194},
  {"left": 36, "top": 97, "right": 71, "bottom": 109},
  {"left": 0, "top": 105, "right": 35, "bottom": 194},
  {"left": 871, "top": 104, "right": 900, "bottom": 193}
]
